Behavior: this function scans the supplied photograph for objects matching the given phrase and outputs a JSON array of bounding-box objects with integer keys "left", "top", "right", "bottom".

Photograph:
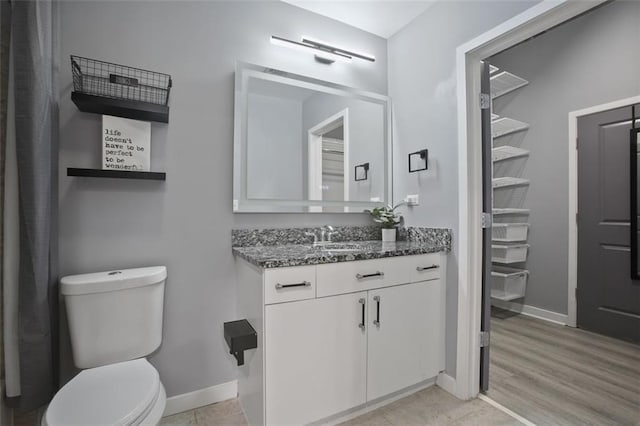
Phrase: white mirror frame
[{"left": 233, "top": 62, "right": 392, "bottom": 213}]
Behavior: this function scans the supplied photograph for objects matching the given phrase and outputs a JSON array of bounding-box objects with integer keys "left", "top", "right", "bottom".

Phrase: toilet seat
[{"left": 44, "top": 358, "right": 161, "bottom": 426}]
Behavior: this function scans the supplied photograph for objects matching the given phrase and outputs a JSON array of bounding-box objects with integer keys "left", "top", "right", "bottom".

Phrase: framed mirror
[
  {"left": 631, "top": 127, "right": 640, "bottom": 279},
  {"left": 233, "top": 62, "right": 391, "bottom": 213}
]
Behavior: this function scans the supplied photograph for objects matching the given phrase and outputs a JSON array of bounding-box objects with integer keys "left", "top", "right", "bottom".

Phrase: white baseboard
[
  {"left": 492, "top": 299, "right": 567, "bottom": 325},
  {"left": 436, "top": 372, "right": 456, "bottom": 396},
  {"left": 319, "top": 379, "right": 435, "bottom": 425},
  {"left": 163, "top": 380, "right": 238, "bottom": 417}
]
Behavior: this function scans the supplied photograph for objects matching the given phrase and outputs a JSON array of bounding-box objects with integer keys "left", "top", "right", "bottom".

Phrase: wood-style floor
[{"left": 487, "top": 308, "right": 640, "bottom": 425}]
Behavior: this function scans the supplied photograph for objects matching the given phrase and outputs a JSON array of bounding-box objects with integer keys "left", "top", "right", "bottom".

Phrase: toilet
[{"left": 43, "top": 266, "right": 168, "bottom": 426}]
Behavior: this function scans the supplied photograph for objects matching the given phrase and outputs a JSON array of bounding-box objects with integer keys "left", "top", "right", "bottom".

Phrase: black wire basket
[{"left": 71, "top": 55, "right": 172, "bottom": 106}]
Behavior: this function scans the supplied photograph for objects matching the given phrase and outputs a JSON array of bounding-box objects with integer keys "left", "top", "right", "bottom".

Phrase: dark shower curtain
[{"left": 9, "top": 0, "right": 59, "bottom": 411}]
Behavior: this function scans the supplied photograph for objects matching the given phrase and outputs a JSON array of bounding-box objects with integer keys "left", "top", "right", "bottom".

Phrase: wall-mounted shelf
[
  {"left": 493, "top": 177, "right": 529, "bottom": 189},
  {"left": 70, "top": 56, "right": 172, "bottom": 123},
  {"left": 493, "top": 208, "right": 530, "bottom": 216},
  {"left": 71, "top": 92, "right": 169, "bottom": 123},
  {"left": 492, "top": 145, "right": 530, "bottom": 162},
  {"left": 492, "top": 117, "right": 530, "bottom": 139},
  {"left": 67, "top": 168, "right": 166, "bottom": 180},
  {"left": 490, "top": 70, "right": 529, "bottom": 99}
]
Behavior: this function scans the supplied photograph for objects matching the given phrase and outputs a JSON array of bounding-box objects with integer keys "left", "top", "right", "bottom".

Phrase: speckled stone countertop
[{"left": 232, "top": 226, "right": 451, "bottom": 269}]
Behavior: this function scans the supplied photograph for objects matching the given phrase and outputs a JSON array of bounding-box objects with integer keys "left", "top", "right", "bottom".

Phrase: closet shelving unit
[
  {"left": 492, "top": 146, "right": 529, "bottom": 162},
  {"left": 490, "top": 65, "right": 530, "bottom": 302},
  {"left": 493, "top": 208, "right": 530, "bottom": 216},
  {"left": 490, "top": 71, "right": 529, "bottom": 99},
  {"left": 492, "top": 177, "right": 530, "bottom": 189},
  {"left": 491, "top": 117, "right": 530, "bottom": 138}
]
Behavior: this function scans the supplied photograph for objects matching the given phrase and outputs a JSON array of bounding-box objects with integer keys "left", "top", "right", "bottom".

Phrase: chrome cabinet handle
[
  {"left": 275, "top": 281, "right": 311, "bottom": 290},
  {"left": 416, "top": 265, "right": 439, "bottom": 271},
  {"left": 358, "top": 298, "right": 366, "bottom": 330},
  {"left": 373, "top": 295, "right": 380, "bottom": 326},
  {"left": 356, "top": 271, "right": 384, "bottom": 280}
]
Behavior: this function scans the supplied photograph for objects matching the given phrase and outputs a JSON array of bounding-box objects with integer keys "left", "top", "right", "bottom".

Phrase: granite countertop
[{"left": 232, "top": 240, "right": 449, "bottom": 269}]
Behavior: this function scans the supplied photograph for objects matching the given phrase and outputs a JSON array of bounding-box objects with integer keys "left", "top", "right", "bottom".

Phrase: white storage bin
[
  {"left": 492, "top": 223, "right": 529, "bottom": 242},
  {"left": 492, "top": 244, "right": 529, "bottom": 264},
  {"left": 491, "top": 266, "right": 528, "bottom": 301}
]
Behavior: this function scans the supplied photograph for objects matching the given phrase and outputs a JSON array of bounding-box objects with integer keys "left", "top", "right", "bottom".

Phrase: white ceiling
[{"left": 281, "top": 1, "right": 434, "bottom": 39}]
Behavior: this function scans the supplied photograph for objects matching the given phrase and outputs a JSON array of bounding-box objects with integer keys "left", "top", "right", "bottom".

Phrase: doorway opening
[
  {"left": 308, "top": 109, "right": 349, "bottom": 212},
  {"left": 471, "top": 2, "right": 640, "bottom": 424}
]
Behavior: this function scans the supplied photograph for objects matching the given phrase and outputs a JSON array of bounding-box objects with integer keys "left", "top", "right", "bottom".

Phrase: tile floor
[
  {"left": 159, "top": 386, "right": 521, "bottom": 425},
  {"left": 14, "top": 384, "right": 520, "bottom": 425},
  {"left": 160, "top": 398, "right": 247, "bottom": 426}
]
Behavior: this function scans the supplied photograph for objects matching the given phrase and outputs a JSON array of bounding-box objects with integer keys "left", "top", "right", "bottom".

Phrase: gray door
[
  {"left": 577, "top": 105, "right": 640, "bottom": 342},
  {"left": 479, "top": 61, "right": 493, "bottom": 391}
]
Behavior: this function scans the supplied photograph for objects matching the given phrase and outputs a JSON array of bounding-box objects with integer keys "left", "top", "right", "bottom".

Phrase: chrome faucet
[
  {"left": 322, "top": 225, "right": 337, "bottom": 242},
  {"left": 305, "top": 226, "right": 338, "bottom": 246}
]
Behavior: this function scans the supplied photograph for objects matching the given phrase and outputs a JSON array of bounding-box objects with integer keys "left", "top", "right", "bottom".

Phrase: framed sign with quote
[{"left": 102, "top": 115, "right": 151, "bottom": 171}]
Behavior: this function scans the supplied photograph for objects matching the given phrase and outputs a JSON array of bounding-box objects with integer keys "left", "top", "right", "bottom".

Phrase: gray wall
[
  {"left": 58, "top": 1, "right": 387, "bottom": 397},
  {"left": 247, "top": 93, "right": 303, "bottom": 200},
  {"left": 490, "top": 0, "right": 640, "bottom": 315},
  {"left": 387, "top": 0, "right": 538, "bottom": 377}
]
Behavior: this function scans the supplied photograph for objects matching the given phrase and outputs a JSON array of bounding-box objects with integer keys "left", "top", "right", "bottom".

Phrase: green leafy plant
[{"left": 365, "top": 203, "right": 405, "bottom": 229}]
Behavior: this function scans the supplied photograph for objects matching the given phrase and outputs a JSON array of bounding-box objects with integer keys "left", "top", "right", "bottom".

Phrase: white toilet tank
[{"left": 61, "top": 266, "right": 166, "bottom": 369}]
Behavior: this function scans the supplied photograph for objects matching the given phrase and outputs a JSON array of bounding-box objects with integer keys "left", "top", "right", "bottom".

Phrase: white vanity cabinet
[
  {"left": 236, "top": 252, "right": 446, "bottom": 426},
  {"left": 265, "top": 292, "right": 367, "bottom": 425},
  {"left": 366, "top": 279, "right": 443, "bottom": 400}
]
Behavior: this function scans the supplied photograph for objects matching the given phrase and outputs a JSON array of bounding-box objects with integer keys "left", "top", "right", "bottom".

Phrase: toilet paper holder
[{"left": 224, "top": 319, "right": 258, "bottom": 366}]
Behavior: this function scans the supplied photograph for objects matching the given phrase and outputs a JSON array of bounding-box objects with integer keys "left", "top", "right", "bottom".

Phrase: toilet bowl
[
  {"left": 44, "top": 266, "right": 168, "bottom": 425},
  {"left": 43, "top": 359, "right": 166, "bottom": 426}
]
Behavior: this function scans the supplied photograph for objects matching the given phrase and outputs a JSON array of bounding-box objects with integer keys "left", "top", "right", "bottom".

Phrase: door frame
[
  {"left": 308, "top": 108, "right": 350, "bottom": 211},
  {"left": 454, "top": 0, "right": 605, "bottom": 400},
  {"left": 567, "top": 95, "right": 640, "bottom": 327}
]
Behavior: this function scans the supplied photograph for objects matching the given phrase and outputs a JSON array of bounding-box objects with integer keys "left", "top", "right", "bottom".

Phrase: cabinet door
[
  {"left": 265, "top": 292, "right": 367, "bottom": 425},
  {"left": 367, "top": 280, "right": 443, "bottom": 401}
]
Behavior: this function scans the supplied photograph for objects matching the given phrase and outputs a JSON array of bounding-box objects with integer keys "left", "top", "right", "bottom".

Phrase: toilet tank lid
[{"left": 61, "top": 266, "right": 167, "bottom": 296}]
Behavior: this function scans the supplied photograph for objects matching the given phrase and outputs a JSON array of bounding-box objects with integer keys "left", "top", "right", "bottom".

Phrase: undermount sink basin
[{"left": 317, "top": 243, "right": 362, "bottom": 252}]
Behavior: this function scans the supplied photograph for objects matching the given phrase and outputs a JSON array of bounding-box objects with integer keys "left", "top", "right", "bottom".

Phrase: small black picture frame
[
  {"left": 409, "top": 149, "right": 428, "bottom": 173},
  {"left": 355, "top": 162, "right": 369, "bottom": 181}
]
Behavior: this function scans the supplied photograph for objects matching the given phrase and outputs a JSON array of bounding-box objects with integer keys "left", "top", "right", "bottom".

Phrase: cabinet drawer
[
  {"left": 317, "top": 257, "right": 412, "bottom": 297},
  {"left": 403, "top": 253, "right": 442, "bottom": 283},
  {"left": 264, "top": 265, "right": 316, "bottom": 304}
]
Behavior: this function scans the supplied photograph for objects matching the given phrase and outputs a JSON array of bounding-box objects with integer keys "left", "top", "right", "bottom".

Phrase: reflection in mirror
[{"left": 233, "top": 62, "right": 391, "bottom": 213}]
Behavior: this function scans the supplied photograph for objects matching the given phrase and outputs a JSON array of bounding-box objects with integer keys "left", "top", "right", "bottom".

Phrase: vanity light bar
[
  {"left": 271, "top": 35, "right": 375, "bottom": 63},
  {"left": 271, "top": 36, "right": 352, "bottom": 63},
  {"left": 301, "top": 37, "right": 376, "bottom": 62}
]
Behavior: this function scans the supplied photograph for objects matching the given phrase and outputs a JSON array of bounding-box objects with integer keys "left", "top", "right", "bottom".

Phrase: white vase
[{"left": 381, "top": 228, "right": 396, "bottom": 242}]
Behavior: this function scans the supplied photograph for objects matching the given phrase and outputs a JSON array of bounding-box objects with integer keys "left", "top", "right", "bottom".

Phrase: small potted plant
[{"left": 365, "top": 203, "right": 404, "bottom": 242}]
